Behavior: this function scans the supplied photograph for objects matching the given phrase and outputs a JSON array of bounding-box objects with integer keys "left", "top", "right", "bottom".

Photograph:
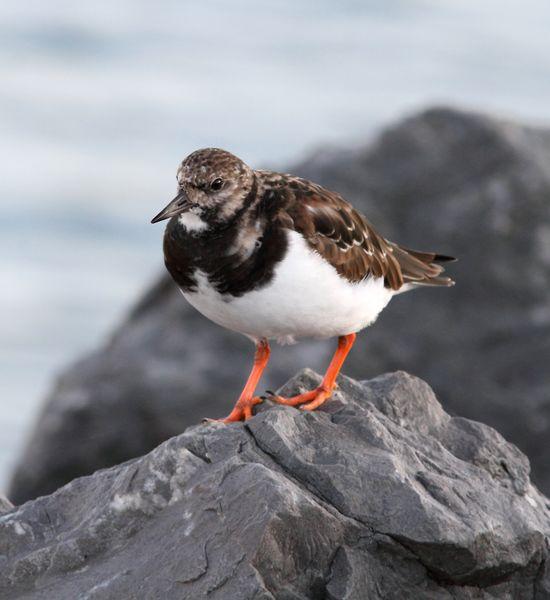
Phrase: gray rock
[
  {"left": 9, "top": 107, "right": 550, "bottom": 503},
  {"left": 2, "top": 371, "right": 549, "bottom": 599},
  {"left": 0, "top": 494, "right": 13, "bottom": 515}
]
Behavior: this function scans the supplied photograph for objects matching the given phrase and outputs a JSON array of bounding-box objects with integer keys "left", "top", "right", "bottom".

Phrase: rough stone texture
[
  {"left": 9, "top": 107, "right": 550, "bottom": 503},
  {"left": 2, "top": 371, "right": 549, "bottom": 599}
]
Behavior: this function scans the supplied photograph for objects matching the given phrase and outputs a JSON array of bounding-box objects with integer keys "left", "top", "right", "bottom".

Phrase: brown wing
[{"left": 276, "top": 176, "right": 454, "bottom": 291}]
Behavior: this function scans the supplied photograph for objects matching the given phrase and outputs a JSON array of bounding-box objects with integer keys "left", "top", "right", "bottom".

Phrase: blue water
[{"left": 1, "top": 0, "right": 550, "bottom": 489}]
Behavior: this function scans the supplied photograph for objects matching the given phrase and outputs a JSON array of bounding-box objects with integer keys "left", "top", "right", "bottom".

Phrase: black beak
[{"left": 151, "top": 190, "right": 191, "bottom": 224}]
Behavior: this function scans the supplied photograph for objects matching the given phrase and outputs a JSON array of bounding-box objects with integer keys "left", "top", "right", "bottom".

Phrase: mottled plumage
[
  {"left": 257, "top": 170, "right": 454, "bottom": 291},
  {"left": 152, "top": 148, "right": 455, "bottom": 422}
]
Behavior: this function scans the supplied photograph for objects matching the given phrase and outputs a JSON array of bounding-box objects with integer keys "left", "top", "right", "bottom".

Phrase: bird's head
[{"left": 151, "top": 148, "right": 255, "bottom": 230}]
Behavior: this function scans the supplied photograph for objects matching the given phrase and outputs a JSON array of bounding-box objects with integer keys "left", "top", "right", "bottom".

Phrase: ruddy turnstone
[{"left": 152, "top": 148, "right": 455, "bottom": 422}]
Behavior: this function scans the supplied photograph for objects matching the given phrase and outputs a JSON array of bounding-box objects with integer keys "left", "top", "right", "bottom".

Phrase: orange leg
[
  {"left": 209, "top": 339, "right": 271, "bottom": 423},
  {"left": 271, "top": 333, "right": 356, "bottom": 411}
]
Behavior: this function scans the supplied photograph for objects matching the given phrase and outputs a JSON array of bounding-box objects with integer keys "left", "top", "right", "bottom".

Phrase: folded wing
[{"left": 277, "top": 177, "right": 454, "bottom": 291}]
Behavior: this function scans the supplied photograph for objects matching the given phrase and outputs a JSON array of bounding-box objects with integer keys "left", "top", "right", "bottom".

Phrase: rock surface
[
  {"left": 9, "top": 106, "right": 550, "bottom": 503},
  {"left": 2, "top": 371, "right": 550, "bottom": 599},
  {"left": 0, "top": 494, "right": 13, "bottom": 515}
]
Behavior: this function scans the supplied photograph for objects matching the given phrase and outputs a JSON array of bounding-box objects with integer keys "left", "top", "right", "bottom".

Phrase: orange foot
[
  {"left": 204, "top": 396, "right": 263, "bottom": 424},
  {"left": 270, "top": 385, "right": 334, "bottom": 411},
  {"left": 270, "top": 333, "right": 356, "bottom": 413}
]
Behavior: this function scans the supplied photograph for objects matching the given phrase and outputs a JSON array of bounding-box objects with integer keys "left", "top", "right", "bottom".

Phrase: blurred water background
[{"left": 1, "top": 0, "right": 550, "bottom": 487}]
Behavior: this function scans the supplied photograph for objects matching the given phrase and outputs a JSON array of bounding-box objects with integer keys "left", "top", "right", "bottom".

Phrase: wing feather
[{"left": 266, "top": 173, "right": 454, "bottom": 290}]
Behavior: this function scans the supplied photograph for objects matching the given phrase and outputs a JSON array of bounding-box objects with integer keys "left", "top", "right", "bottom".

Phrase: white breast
[{"left": 181, "top": 230, "right": 394, "bottom": 344}]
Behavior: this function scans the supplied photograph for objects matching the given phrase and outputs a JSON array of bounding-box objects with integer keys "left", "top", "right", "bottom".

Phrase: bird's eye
[{"left": 210, "top": 178, "right": 224, "bottom": 191}]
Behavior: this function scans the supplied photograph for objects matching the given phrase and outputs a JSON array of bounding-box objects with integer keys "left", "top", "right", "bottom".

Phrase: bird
[{"left": 151, "top": 148, "right": 455, "bottom": 422}]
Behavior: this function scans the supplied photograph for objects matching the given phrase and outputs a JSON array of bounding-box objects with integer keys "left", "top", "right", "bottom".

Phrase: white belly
[{"left": 181, "top": 230, "right": 394, "bottom": 343}]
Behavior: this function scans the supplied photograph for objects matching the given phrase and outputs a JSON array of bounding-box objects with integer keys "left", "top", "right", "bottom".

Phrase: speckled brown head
[{"left": 151, "top": 148, "right": 256, "bottom": 228}]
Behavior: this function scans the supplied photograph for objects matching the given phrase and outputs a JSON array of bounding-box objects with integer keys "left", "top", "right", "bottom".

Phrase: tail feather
[
  {"left": 433, "top": 254, "right": 457, "bottom": 263},
  {"left": 391, "top": 244, "right": 456, "bottom": 289},
  {"left": 399, "top": 246, "right": 457, "bottom": 265}
]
